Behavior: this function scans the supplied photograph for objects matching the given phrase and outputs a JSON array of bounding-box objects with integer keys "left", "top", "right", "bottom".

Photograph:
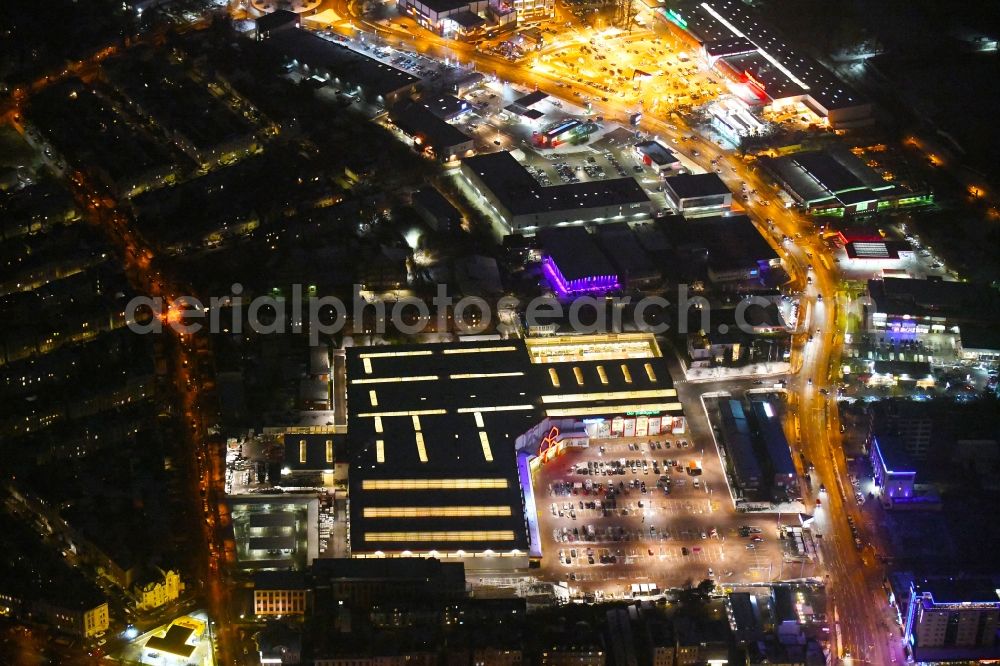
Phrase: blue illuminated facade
[
  {"left": 869, "top": 434, "right": 916, "bottom": 504},
  {"left": 901, "top": 576, "right": 1000, "bottom": 662}
]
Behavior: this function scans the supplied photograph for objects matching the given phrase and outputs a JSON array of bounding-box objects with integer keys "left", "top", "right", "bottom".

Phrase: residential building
[
  {"left": 134, "top": 568, "right": 184, "bottom": 611},
  {"left": 901, "top": 575, "right": 1000, "bottom": 663},
  {"left": 869, "top": 434, "right": 917, "bottom": 507},
  {"left": 254, "top": 572, "right": 308, "bottom": 617}
]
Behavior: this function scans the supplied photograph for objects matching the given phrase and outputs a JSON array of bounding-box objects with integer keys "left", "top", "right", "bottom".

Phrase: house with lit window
[{"left": 133, "top": 567, "right": 184, "bottom": 611}]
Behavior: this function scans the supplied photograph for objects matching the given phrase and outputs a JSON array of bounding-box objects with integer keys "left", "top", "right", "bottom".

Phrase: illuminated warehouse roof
[
  {"left": 760, "top": 148, "right": 897, "bottom": 208},
  {"left": 345, "top": 335, "right": 678, "bottom": 556},
  {"left": 460, "top": 151, "right": 652, "bottom": 229},
  {"left": 662, "top": 0, "right": 870, "bottom": 122}
]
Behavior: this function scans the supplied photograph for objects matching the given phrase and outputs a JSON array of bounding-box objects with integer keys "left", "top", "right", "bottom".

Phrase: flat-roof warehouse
[
  {"left": 461, "top": 151, "right": 653, "bottom": 231},
  {"left": 389, "top": 101, "right": 475, "bottom": 161},
  {"left": 345, "top": 334, "right": 683, "bottom": 566},
  {"left": 761, "top": 148, "right": 919, "bottom": 216},
  {"left": 663, "top": 172, "right": 733, "bottom": 215},
  {"left": 537, "top": 226, "right": 620, "bottom": 296},
  {"left": 660, "top": 0, "right": 872, "bottom": 126},
  {"left": 867, "top": 277, "right": 1000, "bottom": 328},
  {"left": 662, "top": 214, "right": 780, "bottom": 284},
  {"left": 268, "top": 28, "right": 419, "bottom": 105}
]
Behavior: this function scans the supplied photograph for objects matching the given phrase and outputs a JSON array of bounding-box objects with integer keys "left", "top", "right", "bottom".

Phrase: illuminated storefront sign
[
  {"left": 665, "top": 8, "right": 687, "bottom": 28},
  {"left": 744, "top": 71, "right": 766, "bottom": 92},
  {"left": 537, "top": 426, "right": 562, "bottom": 462}
]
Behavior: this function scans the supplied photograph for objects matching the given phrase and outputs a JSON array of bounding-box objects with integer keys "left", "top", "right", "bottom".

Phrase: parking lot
[
  {"left": 533, "top": 434, "right": 818, "bottom": 598},
  {"left": 531, "top": 27, "right": 725, "bottom": 115}
]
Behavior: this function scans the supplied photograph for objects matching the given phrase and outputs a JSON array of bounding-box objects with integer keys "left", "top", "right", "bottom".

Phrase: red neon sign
[
  {"left": 744, "top": 71, "right": 765, "bottom": 91},
  {"left": 538, "top": 426, "right": 560, "bottom": 460}
]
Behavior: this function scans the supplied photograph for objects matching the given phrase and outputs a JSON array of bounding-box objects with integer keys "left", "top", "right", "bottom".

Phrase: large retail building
[
  {"left": 659, "top": 0, "right": 872, "bottom": 127},
  {"left": 344, "top": 334, "right": 685, "bottom": 568},
  {"left": 460, "top": 151, "right": 653, "bottom": 232}
]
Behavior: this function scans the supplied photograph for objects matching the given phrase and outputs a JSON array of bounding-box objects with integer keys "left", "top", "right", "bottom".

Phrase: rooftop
[
  {"left": 513, "top": 90, "right": 549, "bottom": 109},
  {"left": 664, "top": 214, "right": 778, "bottom": 272},
  {"left": 872, "top": 434, "right": 916, "bottom": 475},
  {"left": 268, "top": 29, "right": 418, "bottom": 98},
  {"left": 914, "top": 576, "right": 1000, "bottom": 606},
  {"left": 867, "top": 278, "right": 1000, "bottom": 323},
  {"left": 845, "top": 240, "right": 911, "bottom": 260},
  {"left": 762, "top": 148, "right": 895, "bottom": 207},
  {"left": 256, "top": 9, "right": 300, "bottom": 32},
  {"left": 537, "top": 226, "right": 616, "bottom": 283},
  {"left": 311, "top": 557, "right": 466, "bottom": 584},
  {"left": 667, "top": 0, "right": 868, "bottom": 113},
  {"left": 418, "top": 94, "right": 471, "bottom": 120},
  {"left": 635, "top": 140, "right": 679, "bottom": 168},
  {"left": 595, "top": 223, "right": 660, "bottom": 282},
  {"left": 346, "top": 335, "right": 679, "bottom": 553},
  {"left": 412, "top": 186, "right": 462, "bottom": 223},
  {"left": 145, "top": 624, "right": 196, "bottom": 659},
  {"left": 663, "top": 172, "right": 731, "bottom": 199},
  {"left": 719, "top": 399, "right": 762, "bottom": 490},
  {"left": 346, "top": 340, "right": 536, "bottom": 554},
  {"left": 750, "top": 401, "right": 794, "bottom": 479},
  {"left": 462, "top": 151, "right": 650, "bottom": 219},
  {"left": 389, "top": 101, "right": 473, "bottom": 151},
  {"left": 254, "top": 571, "right": 307, "bottom": 590},
  {"left": 960, "top": 324, "right": 1000, "bottom": 352},
  {"left": 449, "top": 10, "right": 486, "bottom": 28},
  {"left": 703, "top": 36, "right": 757, "bottom": 58},
  {"left": 419, "top": 0, "right": 472, "bottom": 12},
  {"left": 282, "top": 433, "right": 345, "bottom": 470}
]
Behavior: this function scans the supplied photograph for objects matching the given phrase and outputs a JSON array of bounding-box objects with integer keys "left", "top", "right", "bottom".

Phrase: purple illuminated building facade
[
  {"left": 542, "top": 255, "right": 620, "bottom": 297},
  {"left": 537, "top": 226, "right": 621, "bottom": 298}
]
